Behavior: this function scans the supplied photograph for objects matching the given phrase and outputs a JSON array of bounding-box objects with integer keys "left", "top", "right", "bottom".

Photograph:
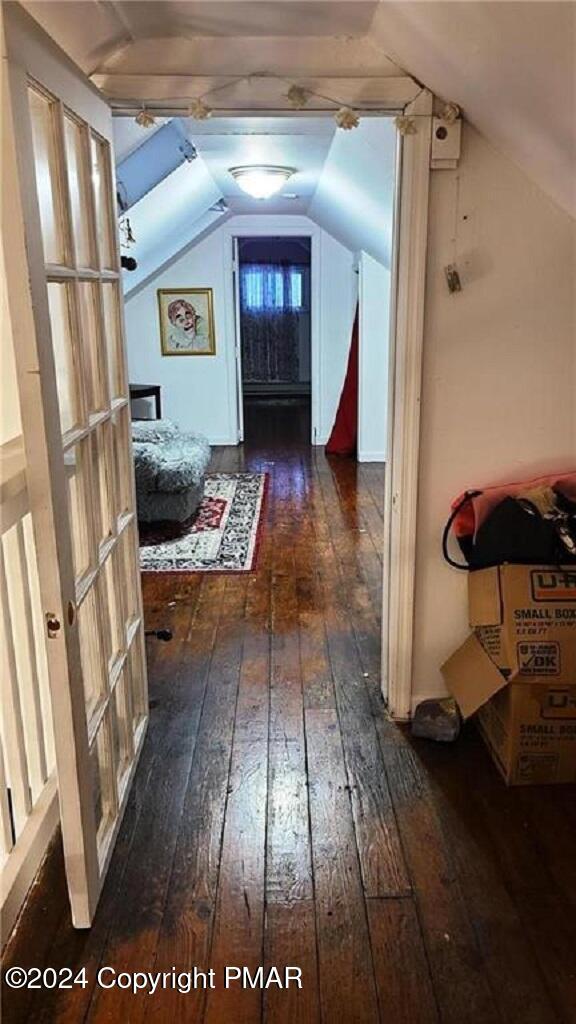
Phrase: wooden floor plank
[
  {"left": 414, "top": 732, "right": 559, "bottom": 1024},
  {"left": 296, "top": 568, "right": 336, "bottom": 713},
  {"left": 202, "top": 617, "right": 270, "bottom": 1023},
  {"left": 264, "top": 901, "right": 320, "bottom": 1024},
  {"left": 305, "top": 708, "right": 380, "bottom": 1024},
  {"left": 367, "top": 898, "right": 440, "bottom": 1024},
  {"left": 266, "top": 738, "right": 313, "bottom": 903},
  {"left": 380, "top": 741, "right": 502, "bottom": 1024},
  {"left": 203, "top": 737, "right": 268, "bottom": 1024},
  {"left": 323, "top": 597, "right": 411, "bottom": 898},
  {"left": 142, "top": 617, "right": 247, "bottom": 1024}
]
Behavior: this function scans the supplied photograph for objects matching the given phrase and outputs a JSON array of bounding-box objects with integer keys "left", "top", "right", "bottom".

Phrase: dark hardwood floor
[{"left": 3, "top": 399, "right": 576, "bottom": 1024}]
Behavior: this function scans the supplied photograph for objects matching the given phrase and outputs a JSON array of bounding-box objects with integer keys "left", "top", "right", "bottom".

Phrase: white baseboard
[{"left": 358, "top": 450, "right": 386, "bottom": 463}]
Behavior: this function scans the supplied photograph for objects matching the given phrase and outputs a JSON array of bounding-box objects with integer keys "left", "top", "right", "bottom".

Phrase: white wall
[
  {"left": 125, "top": 227, "right": 236, "bottom": 444},
  {"left": 317, "top": 227, "right": 357, "bottom": 443},
  {"left": 411, "top": 123, "right": 576, "bottom": 709},
  {"left": 125, "top": 214, "right": 356, "bottom": 445},
  {"left": 358, "top": 251, "right": 390, "bottom": 462}
]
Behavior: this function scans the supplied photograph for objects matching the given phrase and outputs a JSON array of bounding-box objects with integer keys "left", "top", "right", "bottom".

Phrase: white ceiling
[
  {"left": 22, "top": 0, "right": 576, "bottom": 218},
  {"left": 180, "top": 116, "right": 336, "bottom": 215},
  {"left": 106, "top": 2, "right": 379, "bottom": 38},
  {"left": 22, "top": 1, "right": 388, "bottom": 76},
  {"left": 115, "top": 113, "right": 397, "bottom": 291}
]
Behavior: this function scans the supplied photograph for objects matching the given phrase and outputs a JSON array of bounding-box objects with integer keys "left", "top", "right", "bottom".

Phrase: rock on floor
[{"left": 411, "top": 697, "right": 461, "bottom": 742}]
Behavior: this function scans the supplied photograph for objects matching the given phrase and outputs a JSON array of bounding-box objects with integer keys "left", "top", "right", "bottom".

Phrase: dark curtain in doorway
[{"left": 240, "top": 262, "right": 306, "bottom": 383}]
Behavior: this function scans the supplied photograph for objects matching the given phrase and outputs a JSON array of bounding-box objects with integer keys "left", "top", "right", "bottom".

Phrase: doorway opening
[
  {"left": 235, "top": 235, "right": 312, "bottom": 446},
  {"left": 3, "top": 0, "right": 432, "bottom": 936}
]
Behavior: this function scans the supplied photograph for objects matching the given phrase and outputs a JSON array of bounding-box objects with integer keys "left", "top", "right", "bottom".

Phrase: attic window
[{"left": 240, "top": 264, "right": 308, "bottom": 312}]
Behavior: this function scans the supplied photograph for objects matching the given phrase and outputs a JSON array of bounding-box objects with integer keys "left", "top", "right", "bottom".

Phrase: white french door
[{"left": 3, "top": 8, "right": 147, "bottom": 927}]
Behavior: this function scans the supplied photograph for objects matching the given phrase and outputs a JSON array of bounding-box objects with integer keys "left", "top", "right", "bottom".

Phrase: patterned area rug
[{"left": 139, "top": 472, "right": 268, "bottom": 573}]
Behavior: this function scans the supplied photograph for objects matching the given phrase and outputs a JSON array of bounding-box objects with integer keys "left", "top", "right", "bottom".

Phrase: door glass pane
[
  {"left": 90, "top": 719, "right": 114, "bottom": 850},
  {"left": 28, "top": 88, "right": 65, "bottom": 265},
  {"left": 47, "top": 282, "right": 79, "bottom": 433},
  {"left": 111, "top": 665, "right": 132, "bottom": 793},
  {"left": 111, "top": 407, "right": 131, "bottom": 518},
  {"left": 119, "top": 522, "right": 140, "bottom": 628},
  {"left": 102, "top": 546, "right": 124, "bottom": 669},
  {"left": 64, "top": 440, "right": 92, "bottom": 581},
  {"left": 89, "top": 423, "right": 114, "bottom": 548},
  {"left": 63, "top": 115, "right": 93, "bottom": 268},
  {"left": 78, "top": 586, "right": 106, "bottom": 727},
  {"left": 90, "top": 135, "right": 115, "bottom": 270},
  {"left": 128, "top": 632, "right": 147, "bottom": 737},
  {"left": 101, "top": 283, "right": 125, "bottom": 399},
  {"left": 78, "top": 282, "right": 107, "bottom": 414}
]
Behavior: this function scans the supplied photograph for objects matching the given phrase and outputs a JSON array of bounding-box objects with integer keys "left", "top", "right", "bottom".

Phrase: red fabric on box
[
  {"left": 325, "top": 308, "right": 358, "bottom": 457},
  {"left": 452, "top": 472, "right": 576, "bottom": 539}
]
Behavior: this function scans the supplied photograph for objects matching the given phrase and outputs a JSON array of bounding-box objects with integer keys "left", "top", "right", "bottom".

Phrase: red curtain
[{"left": 325, "top": 307, "right": 358, "bottom": 457}]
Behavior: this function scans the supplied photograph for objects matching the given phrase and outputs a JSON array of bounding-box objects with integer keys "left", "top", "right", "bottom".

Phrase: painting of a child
[{"left": 158, "top": 288, "right": 216, "bottom": 355}]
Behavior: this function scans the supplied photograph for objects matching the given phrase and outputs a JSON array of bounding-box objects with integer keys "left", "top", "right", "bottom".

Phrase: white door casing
[
  {"left": 231, "top": 237, "right": 245, "bottom": 443},
  {"left": 381, "top": 89, "right": 433, "bottom": 719}
]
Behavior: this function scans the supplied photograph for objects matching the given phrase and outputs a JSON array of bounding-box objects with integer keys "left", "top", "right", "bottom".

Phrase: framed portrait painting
[{"left": 158, "top": 288, "right": 216, "bottom": 356}]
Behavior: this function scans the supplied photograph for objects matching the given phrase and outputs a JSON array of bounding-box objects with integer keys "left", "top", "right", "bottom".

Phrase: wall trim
[
  {"left": 208, "top": 436, "right": 240, "bottom": 447},
  {"left": 381, "top": 90, "right": 433, "bottom": 721},
  {"left": 358, "top": 451, "right": 386, "bottom": 463}
]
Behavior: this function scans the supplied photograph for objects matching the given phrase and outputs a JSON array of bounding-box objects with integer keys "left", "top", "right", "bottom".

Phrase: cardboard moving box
[{"left": 442, "top": 565, "right": 576, "bottom": 785}]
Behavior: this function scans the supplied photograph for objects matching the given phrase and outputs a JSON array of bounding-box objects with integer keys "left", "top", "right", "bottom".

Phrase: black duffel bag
[{"left": 442, "top": 488, "right": 576, "bottom": 570}]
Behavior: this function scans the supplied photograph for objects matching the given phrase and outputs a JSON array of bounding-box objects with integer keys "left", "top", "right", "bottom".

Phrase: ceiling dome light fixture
[{"left": 229, "top": 165, "right": 295, "bottom": 200}]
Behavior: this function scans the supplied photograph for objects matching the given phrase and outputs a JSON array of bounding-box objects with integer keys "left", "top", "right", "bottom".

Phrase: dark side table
[{"left": 129, "top": 384, "right": 162, "bottom": 420}]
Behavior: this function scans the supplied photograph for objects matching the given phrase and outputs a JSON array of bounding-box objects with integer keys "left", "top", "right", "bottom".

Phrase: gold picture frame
[{"left": 157, "top": 287, "right": 216, "bottom": 356}]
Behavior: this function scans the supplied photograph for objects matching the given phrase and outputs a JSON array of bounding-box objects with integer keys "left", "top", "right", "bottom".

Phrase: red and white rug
[{"left": 139, "top": 472, "right": 267, "bottom": 573}]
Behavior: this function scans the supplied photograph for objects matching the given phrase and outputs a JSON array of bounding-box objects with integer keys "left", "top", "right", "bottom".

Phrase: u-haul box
[{"left": 442, "top": 565, "right": 576, "bottom": 785}]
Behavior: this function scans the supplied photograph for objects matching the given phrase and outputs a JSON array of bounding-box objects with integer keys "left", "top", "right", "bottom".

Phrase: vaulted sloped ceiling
[
  {"left": 117, "top": 113, "right": 397, "bottom": 294},
  {"left": 22, "top": 1, "right": 576, "bottom": 217},
  {"left": 120, "top": 156, "right": 225, "bottom": 293},
  {"left": 369, "top": 2, "right": 576, "bottom": 219}
]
